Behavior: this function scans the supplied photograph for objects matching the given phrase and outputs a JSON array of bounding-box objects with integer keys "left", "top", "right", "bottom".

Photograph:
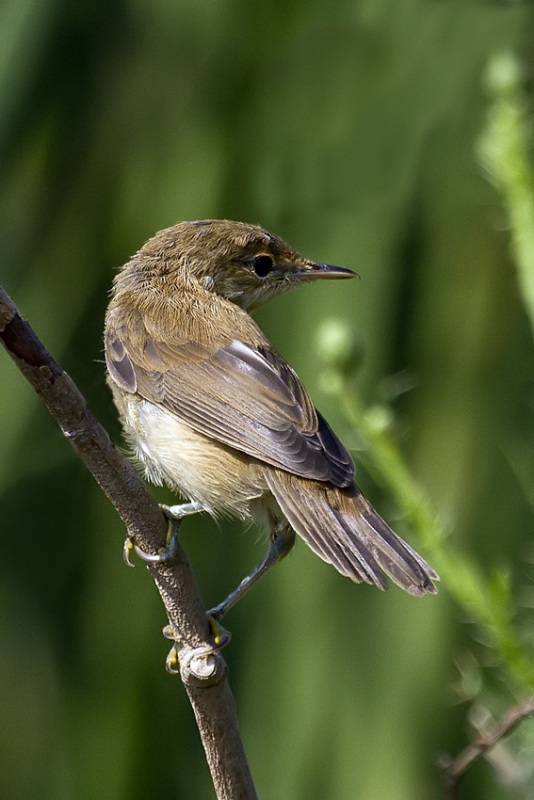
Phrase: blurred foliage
[
  {"left": 479, "top": 52, "right": 534, "bottom": 340},
  {"left": 1, "top": 1, "right": 534, "bottom": 799}
]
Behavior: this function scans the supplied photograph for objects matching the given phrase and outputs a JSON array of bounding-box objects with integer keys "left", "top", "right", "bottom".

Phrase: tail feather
[
  {"left": 272, "top": 485, "right": 385, "bottom": 584},
  {"left": 265, "top": 470, "right": 438, "bottom": 595}
]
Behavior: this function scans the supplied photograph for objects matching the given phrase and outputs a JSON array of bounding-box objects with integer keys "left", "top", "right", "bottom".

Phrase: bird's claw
[
  {"left": 206, "top": 613, "right": 232, "bottom": 650},
  {"left": 123, "top": 537, "right": 136, "bottom": 567}
]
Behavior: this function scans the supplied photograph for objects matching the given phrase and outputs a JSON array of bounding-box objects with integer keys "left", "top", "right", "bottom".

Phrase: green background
[{"left": 1, "top": 1, "right": 533, "bottom": 798}]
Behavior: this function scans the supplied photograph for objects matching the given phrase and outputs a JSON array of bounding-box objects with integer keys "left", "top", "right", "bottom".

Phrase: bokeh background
[{"left": 1, "top": 1, "right": 534, "bottom": 798}]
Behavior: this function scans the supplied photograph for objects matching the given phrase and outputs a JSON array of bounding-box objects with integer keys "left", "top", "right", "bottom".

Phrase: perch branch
[{"left": 0, "top": 285, "right": 257, "bottom": 800}]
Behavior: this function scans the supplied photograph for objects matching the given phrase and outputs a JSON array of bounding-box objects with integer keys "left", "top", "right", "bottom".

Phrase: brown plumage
[{"left": 105, "top": 220, "right": 437, "bottom": 610}]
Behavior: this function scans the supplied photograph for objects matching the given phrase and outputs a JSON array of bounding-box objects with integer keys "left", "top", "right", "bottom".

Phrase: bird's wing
[{"left": 105, "top": 305, "right": 354, "bottom": 488}]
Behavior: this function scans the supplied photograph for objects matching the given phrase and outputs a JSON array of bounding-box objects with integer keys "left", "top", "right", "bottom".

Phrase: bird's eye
[{"left": 251, "top": 254, "right": 274, "bottom": 278}]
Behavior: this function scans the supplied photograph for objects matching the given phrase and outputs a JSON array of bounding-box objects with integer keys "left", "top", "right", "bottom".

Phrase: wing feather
[{"left": 105, "top": 307, "right": 354, "bottom": 488}]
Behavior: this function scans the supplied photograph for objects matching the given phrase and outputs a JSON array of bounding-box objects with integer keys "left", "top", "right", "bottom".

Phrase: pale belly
[{"left": 121, "top": 396, "right": 269, "bottom": 520}]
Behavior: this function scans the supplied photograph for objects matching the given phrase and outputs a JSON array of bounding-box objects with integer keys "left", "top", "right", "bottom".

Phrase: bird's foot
[
  {"left": 123, "top": 502, "right": 203, "bottom": 566},
  {"left": 123, "top": 515, "right": 179, "bottom": 567},
  {"left": 162, "top": 619, "right": 231, "bottom": 674}
]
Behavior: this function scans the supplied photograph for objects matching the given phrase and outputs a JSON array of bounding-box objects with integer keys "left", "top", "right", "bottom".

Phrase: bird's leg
[
  {"left": 123, "top": 501, "right": 204, "bottom": 566},
  {"left": 163, "top": 511, "right": 295, "bottom": 663},
  {"left": 207, "top": 519, "right": 296, "bottom": 623}
]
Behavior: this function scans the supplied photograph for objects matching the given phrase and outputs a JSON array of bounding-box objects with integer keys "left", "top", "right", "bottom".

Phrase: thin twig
[
  {"left": 0, "top": 285, "right": 258, "bottom": 800},
  {"left": 440, "top": 697, "right": 534, "bottom": 799}
]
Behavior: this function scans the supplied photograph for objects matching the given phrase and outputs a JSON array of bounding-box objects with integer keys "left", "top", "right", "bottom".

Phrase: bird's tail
[{"left": 264, "top": 470, "right": 438, "bottom": 595}]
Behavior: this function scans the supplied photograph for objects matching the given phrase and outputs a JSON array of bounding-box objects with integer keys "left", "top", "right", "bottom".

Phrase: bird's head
[{"left": 118, "top": 219, "right": 357, "bottom": 311}]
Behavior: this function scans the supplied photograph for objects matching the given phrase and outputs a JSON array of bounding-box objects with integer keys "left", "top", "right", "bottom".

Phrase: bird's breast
[{"left": 120, "top": 395, "right": 268, "bottom": 520}]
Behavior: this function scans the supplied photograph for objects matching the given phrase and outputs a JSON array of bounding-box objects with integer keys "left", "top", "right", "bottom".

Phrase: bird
[{"left": 104, "top": 219, "right": 437, "bottom": 626}]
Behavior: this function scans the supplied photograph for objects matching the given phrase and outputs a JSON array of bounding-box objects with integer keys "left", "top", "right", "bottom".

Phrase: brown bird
[{"left": 104, "top": 220, "right": 437, "bottom": 624}]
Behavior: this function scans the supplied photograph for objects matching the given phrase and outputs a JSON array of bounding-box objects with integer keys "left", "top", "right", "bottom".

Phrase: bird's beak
[{"left": 295, "top": 261, "right": 359, "bottom": 281}]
